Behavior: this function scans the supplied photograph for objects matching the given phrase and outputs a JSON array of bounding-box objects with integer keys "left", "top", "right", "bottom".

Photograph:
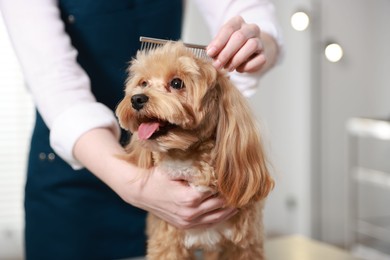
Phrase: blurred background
[{"left": 1, "top": 0, "right": 390, "bottom": 259}]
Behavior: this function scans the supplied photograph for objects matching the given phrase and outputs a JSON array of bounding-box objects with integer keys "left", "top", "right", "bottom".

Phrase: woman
[{"left": 0, "top": 0, "right": 282, "bottom": 258}]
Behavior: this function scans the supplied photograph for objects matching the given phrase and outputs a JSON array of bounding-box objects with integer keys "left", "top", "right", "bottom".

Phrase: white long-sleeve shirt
[{"left": 0, "top": 0, "right": 282, "bottom": 169}]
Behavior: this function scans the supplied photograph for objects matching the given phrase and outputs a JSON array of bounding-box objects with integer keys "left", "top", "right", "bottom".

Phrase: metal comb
[{"left": 139, "top": 36, "right": 212, "bottom": 61}]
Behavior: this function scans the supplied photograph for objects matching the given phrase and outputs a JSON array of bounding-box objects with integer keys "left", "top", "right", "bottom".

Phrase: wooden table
[
  {"left": 126, "top": 235, "right": 361, "bottom": 260},
  {"left": 265, "top": 235, "right": 361, "bottom": 260}
]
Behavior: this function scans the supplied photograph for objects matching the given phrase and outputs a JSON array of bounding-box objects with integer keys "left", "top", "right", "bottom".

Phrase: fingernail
[
  {"left": 213, "top": 59, "right": 222, "bottom": 69},
  {"left": 207, "top": 46, "right": 217, "bottom": 57}
]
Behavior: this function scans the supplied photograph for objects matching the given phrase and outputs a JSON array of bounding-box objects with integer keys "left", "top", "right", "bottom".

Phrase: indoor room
[{"left": 1, "top": 0, "right": 389, "bottom": 259}]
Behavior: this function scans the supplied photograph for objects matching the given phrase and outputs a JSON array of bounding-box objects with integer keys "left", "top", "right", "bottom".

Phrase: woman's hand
[
  {"left": 74, "top": 128, "right": 237, "bottom": 230},
  {"left": 119, "top": 166, "right": 238, "bottom": 229},
  {"left": 207, "top": 15, "right": 278, "bottom": 74}
]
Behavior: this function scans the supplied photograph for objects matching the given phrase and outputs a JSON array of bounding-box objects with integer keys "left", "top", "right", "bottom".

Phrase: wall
[
  {"left": 319, "top": 0, "right": 390, "bottom": 246},
  {"left": 254, "top": 0, "right": 313, "bottom": 236}
]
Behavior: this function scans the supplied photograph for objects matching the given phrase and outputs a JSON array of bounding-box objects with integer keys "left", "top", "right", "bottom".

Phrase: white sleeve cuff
[
  {"left": 50, "top": 103, "right": 121, "bottom": 170},
  {"left": 229, "top": 70, "right": 260, "bottom": 97}
]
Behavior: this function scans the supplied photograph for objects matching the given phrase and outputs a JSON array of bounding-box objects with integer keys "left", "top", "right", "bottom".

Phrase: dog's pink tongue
[{"left": 138, "top": 122, "right": 160, "bottom": 140}]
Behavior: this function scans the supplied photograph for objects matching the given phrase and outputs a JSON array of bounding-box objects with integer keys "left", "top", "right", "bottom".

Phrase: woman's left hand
[{"left": 207, "top": 15, "right": 267, "bottom": 74}]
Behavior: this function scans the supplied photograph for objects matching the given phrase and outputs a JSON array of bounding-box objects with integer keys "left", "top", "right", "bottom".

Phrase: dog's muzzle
[{"left": 131, "top": 94, "right": 149, "bottom": 111}]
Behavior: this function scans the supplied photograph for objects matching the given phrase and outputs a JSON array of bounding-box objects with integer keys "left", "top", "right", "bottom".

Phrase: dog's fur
[{"left": 116, "top": 42, "right": 274, "bottom": 260}]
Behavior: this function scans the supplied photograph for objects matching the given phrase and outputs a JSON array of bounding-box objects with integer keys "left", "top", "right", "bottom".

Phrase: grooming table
[
  {"left": 125, "top": 235, "right": 360, "bottom": 260},
  {"left": 265, "top": 235, "right": 360, "bottom": 260}
]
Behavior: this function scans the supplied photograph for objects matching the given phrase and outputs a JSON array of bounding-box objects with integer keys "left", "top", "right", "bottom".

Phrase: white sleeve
[
  {"left": 192, "top": 0, "right": 283, "bottom": 96},
  {"left": 0, "top": 0, "right": 121, "bottom": 169}
]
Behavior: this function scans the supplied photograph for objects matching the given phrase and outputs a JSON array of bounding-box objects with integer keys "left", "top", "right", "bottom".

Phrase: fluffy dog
[{"left": 116, "top": 41, "right": 274, "bottom": 259}]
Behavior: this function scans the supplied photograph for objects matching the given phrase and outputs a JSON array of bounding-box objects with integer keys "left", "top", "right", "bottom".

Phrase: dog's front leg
[{"left": 146, "top": 215, "right": 195, "bottom": 260}]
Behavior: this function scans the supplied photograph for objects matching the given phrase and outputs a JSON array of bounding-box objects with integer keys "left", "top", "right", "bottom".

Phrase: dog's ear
[
  {"left": 116, "top": 95, "right": 132, "bottom": 131},
  {"left": 214, "top": 75, "right": 274, "bottom": 208}
]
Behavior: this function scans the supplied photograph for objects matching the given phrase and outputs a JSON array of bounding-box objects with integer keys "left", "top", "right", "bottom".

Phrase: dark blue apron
[{"left": 25, "top": 1, "right": 183, "bottom": 259}]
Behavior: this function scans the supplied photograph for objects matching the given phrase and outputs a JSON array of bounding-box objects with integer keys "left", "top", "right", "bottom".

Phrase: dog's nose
[{"left": 131, "top": 94, "right": 149, "bottom": 110}]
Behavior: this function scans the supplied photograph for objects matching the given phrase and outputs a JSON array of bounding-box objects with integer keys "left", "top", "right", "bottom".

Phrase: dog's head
[
  {"left": 116, "top": 42, "right": 219, "bottom": 152},
  {"left": 116, "top": 42, "right": 274, "bottom": 207}
]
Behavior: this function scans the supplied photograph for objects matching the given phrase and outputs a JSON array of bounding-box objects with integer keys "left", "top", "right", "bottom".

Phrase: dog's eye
[
  {"left": 140, "top": 81, "right": 148, "bottom": 87},
  {"left": 170, "top": 78, "right": 184, "bottom": 90}
]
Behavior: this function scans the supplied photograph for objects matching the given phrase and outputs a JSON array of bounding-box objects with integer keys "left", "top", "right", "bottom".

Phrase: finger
[
  {"left": 207, "top": 16, "right": 244, "bottom": 58},
  {"left": 172, "top": 193, "right": 224, "bottom": 224},
  {"left": 212, "top": 24, "right": 260, "bottom": 70},
  {"left": 191, "top": 207, "right": 238, "bottom": 229},
  {"left": 173, "top": 185, "right": 217, "bottom": 209},
  {"left": 225, "top": 38, "right": 263, "bottom": 72},
  {"left": 236, "top": 52, "right": 267, "bottom": 73},
  {"left": 165, "top": 197, "right": 225, "bottom": 230},
  {"left": 188, "top": 194, "right": 226, "bottom": 219}
]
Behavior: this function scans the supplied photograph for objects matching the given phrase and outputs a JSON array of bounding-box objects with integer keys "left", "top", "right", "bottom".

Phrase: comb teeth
[{"left": 139, "top": 36, "right": 212, "bottom": 61}]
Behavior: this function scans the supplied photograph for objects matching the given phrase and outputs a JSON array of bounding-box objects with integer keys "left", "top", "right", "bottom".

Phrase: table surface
[
  {"left": 265, "top": 235, "right": 361, "bottom": 260},
  {"left": 125, "top": 235, "right": 361, "bottom": 260}
]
